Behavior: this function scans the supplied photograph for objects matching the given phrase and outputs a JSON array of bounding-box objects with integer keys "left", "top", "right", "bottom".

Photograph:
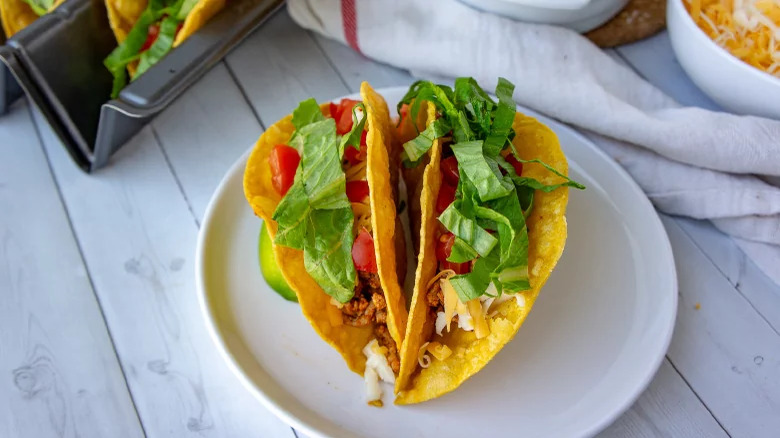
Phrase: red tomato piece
[
  {"left": 440, "top": 156, "right": 459, "bottom": 186},
  {"left": 436, "top": 233, "right": 471, "bottom": 273},
  {"left": 336, "top": 99, "right": 361, "bottom": 135},
  {"left": 337, "top": 105, "right": 356, "bottom": 135},
  {"left": 344, "top": 145, "right": 364, "bottom": 165},
  {"left": 140, "top": 23, "right": 160, "bottom": 52},
  {"left": 360, "top": 129, "right": 367, "bottom": 146},
  {"left": 436, "top": 182, "right": 457, "bottom": 214},
  {"left": 442, "top": 260, "right": 471, "bottom": 274},
  {"left": 505, "top": 153, "right": 523, "bottom": 176},
  {"left": 352, "top": 229, "right": 378, "bottom": 272},
  {"left": 268, "top": 144, "right": 300, "bottom": 196},
  {"left": 435, "top": 232, "right": 456, "bottom": 262},
  {"left": 346, "top": 180, "right": 370, "bottom": 202},
  {"left": 329, "top": 102, "right": 340, "bottom": 119}
]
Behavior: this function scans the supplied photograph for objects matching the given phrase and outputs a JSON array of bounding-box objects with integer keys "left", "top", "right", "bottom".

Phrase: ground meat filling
[
  {"left": 425, "top": 280, "right": 457, "bottom": 338},
  {"left": 342, "top": 271, "right": 400, "bottom": 374}
]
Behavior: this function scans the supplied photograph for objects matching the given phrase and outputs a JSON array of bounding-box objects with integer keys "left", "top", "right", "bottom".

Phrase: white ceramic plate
[{"left": 196, "top": 88, "right": 677, "bottom": 438}]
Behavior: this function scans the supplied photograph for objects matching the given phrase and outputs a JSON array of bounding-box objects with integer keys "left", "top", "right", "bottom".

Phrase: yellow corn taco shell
[
  {"left": 0, "top": 0, "right": 64, "bottom": 37},
  {"left": 105, "top": 0, "right": 225, "bottom": 77},
  {"left": 395, "top": 111, "right": 570, "bottom": 404},
  {"left": 243, "top": 82, "right": 407, "bottom": 375}
]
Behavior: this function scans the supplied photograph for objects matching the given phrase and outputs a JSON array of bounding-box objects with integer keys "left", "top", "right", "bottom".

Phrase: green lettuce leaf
[
  {"left": 271, "top": 173, "right": 309, "bottom": 249},
  {"left": 496, "top": 155, "right": 586, "bottom": 192},
  {"left": 451, "top": 140, "right": 513, "bottom": 201},
  {"left": 298, "top": 119, "right": 350, "bottom": 210},
  {"left": 449, "top": 249, "right": 500, "bottom": 303},
  {"left": 483, "top": 78, "right": 516, "bottom": 157},
  {"left": 475, "top": 193, "right": 530, "bottom": 293},
  {"left": 338, "top": 103, "right": 367, "bottom": 158},
  {"left": 303, "top": 208, "right": 357, "bottom": 303},
  {"left": 439, "top": 204, "right": 497, "bottom": 259},
  {"left": 401, "top": 117, "right": 450, "bottom": 163},
  {"left": 136, "top": 14, "right": 180, "bottom": 77}
]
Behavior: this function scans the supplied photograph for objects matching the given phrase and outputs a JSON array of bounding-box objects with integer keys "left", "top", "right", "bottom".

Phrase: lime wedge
[{"left": 259, "top": 222, "right": 297, "bottom": 302}]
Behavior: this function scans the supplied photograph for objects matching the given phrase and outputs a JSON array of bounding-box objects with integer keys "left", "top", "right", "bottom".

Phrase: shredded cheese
[
  {"left": 417, "top": 341, "right": 453, "bottom": 368},
  {"left": 686, "top": 0, "right": 780, "bottom": 76},
  {"left": 362, "top": 339, "right": 395, "bottom": 404},
  {"left": 467, "top": 299, "right": 489, "bottom": 339},
  {"left": 418, "top": 342, "right": 433, "bottom": 368}
]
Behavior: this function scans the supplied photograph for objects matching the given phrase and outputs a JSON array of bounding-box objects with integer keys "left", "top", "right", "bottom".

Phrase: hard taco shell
[
  {"left": 395, "top": 111, "right": 570, "bottom": 404},
  {"left": 243, "top": 82, "right": 407, "bottom": 375}
]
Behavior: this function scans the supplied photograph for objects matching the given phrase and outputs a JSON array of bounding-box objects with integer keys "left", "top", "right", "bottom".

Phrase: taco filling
[
  {"left": 103, "top": 0, "right": 224, "bottom": 98},
  {"left": 257, "top": 94, "right": 404, "bottom": 405},
  {"left": 395, "top": 77, "right": 584, "bottom": 403}
]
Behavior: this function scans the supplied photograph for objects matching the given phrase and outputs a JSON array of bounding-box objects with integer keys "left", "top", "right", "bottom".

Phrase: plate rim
[{"left": 195, "top": 86, "right": 678, "bottom": 438}]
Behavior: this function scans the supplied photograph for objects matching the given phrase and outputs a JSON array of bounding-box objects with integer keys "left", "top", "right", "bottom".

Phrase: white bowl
[
  {"left": 667, "top": 0, "right": 780, "bottom": 119},
  {"left": 459, "top": 0, "right": 629, "bottom": 32}
]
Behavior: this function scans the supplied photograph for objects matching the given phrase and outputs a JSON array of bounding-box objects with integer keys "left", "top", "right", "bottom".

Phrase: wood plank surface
[
  {"left": 30, "top": 106, "right": 296, "bottom": 438},
  {"left": 0, "top": 101, "right": 143, "bottom": 438}
]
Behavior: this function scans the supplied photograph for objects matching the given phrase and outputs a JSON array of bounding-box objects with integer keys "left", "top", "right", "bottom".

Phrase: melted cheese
[
  {"left": 686, "top": 0, "right": 780, "bottom": 76},
  {"left": 417, "top": 341, "right": 453, "bottom": 368}
]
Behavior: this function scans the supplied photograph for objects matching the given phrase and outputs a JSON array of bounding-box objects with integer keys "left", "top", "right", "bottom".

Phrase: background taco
[
  {"left": 394, "top": 78, "right": 583, "bottom": 404},
  {"left": 103, "top": 0, "right": 225, "bottom": 97},
  {"left": 0, "top": 0, "right": 64, "bottom": 37},
  {"left": 243, "top": 82, "right": 408, "bottom": 406}
]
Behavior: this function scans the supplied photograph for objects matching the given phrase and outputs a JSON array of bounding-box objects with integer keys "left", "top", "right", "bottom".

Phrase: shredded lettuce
[
  {"left": 400, "top": 77, "right": 584, "bottom": 301},
  {"left": 272, "top": 98, "right": 370, "bottom": 303}
]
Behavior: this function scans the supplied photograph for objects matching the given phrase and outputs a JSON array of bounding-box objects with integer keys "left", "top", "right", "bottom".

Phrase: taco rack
[{"left": 0, "top": 0, "right": 283, "bottom": 171}]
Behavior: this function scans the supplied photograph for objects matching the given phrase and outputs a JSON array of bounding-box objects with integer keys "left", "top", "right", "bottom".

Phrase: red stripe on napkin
[{"left": 342, "top": 0, "right": 361, "bottom": 54}]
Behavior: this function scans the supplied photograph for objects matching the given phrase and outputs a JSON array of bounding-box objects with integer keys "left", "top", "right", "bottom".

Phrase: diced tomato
[
  {"left": 329, "top": 102, "right": 339, "bottom": 119},
  {"left": 441, "top": 156, "right": 459, "bottom": 186},
  {"left": 269, "top": 144, "right": 300, "bottom": 196},
  {"left": 436, "top": 182, "right": 457, "bottom": 214},
  {"left": 344, "top": 145, "right": 364, "bottom": 165},
  {"left": 505, "top": 153, "right": 523, "bottom": 176},
  {"left": 337, "top": 105, "right": 356, "bottom": 135},
  {"left": 442, "top": 260, "right": 471, "bottom": 274},
  {"left": 140, "top": 23, "right": 160, "bottom": 52},
  {"left": 352, "top": 229, "right": 378, "bottom": 272},
  {"left": 360, "top": 130, "right": 367, "bottom": 146},
  {"left": 436, "top": 233, "right": 470, "bottom": 274},
  {"left": 343, "top": 131, "right": 367, "bottom": 164},
  {"left": 346, "top": 180, "right": 370, "bottom": 202}
]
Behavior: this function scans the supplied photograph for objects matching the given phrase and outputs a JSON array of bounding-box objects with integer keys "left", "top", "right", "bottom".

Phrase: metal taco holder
[{"left": 0, "top": 0, "right": 283, "bottom": 171}]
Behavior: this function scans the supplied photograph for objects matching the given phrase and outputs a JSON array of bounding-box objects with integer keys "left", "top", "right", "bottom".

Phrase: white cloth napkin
[{"left": 288, "top": 0, "right": 780, "bottom": 285}]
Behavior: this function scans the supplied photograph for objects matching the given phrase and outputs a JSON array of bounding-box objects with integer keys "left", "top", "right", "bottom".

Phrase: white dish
[
  {"left": 458, "top": 0, "right": 629, "bottom": 32},
  {"left": 196, "top": 87, "right": 678, "bottom": 438},
  {"left": 667, "top": 0, "right": 780, "bottom": 119}
]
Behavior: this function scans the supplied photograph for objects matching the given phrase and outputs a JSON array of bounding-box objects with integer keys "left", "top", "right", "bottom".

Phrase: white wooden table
[{"left": 2, "top": 8, "right": 778, "bottom": 438}]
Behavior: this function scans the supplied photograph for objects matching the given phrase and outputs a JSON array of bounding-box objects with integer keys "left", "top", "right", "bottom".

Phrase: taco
[
  {"left": 0, "top": 0, "right": 64, "bottom": 37},
  {"left": 394, "top": 77, "right": 584, "bottom": 404},
  {"left": 243, "top": 82, "right": 408, "bottom": 406},
  {"left": 103, "top": 0, "right": 225, "bottom": 98}
]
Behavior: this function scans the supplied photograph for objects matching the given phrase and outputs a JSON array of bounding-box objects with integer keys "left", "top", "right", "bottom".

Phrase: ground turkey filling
[{"left": 341, "top": 271, "right": 400, "bottom": 374}]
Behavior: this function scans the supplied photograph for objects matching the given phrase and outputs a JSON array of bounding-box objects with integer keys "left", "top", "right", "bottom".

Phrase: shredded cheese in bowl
[{"left": 685, "top": 0, "right": 780, "bottom": 76}]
